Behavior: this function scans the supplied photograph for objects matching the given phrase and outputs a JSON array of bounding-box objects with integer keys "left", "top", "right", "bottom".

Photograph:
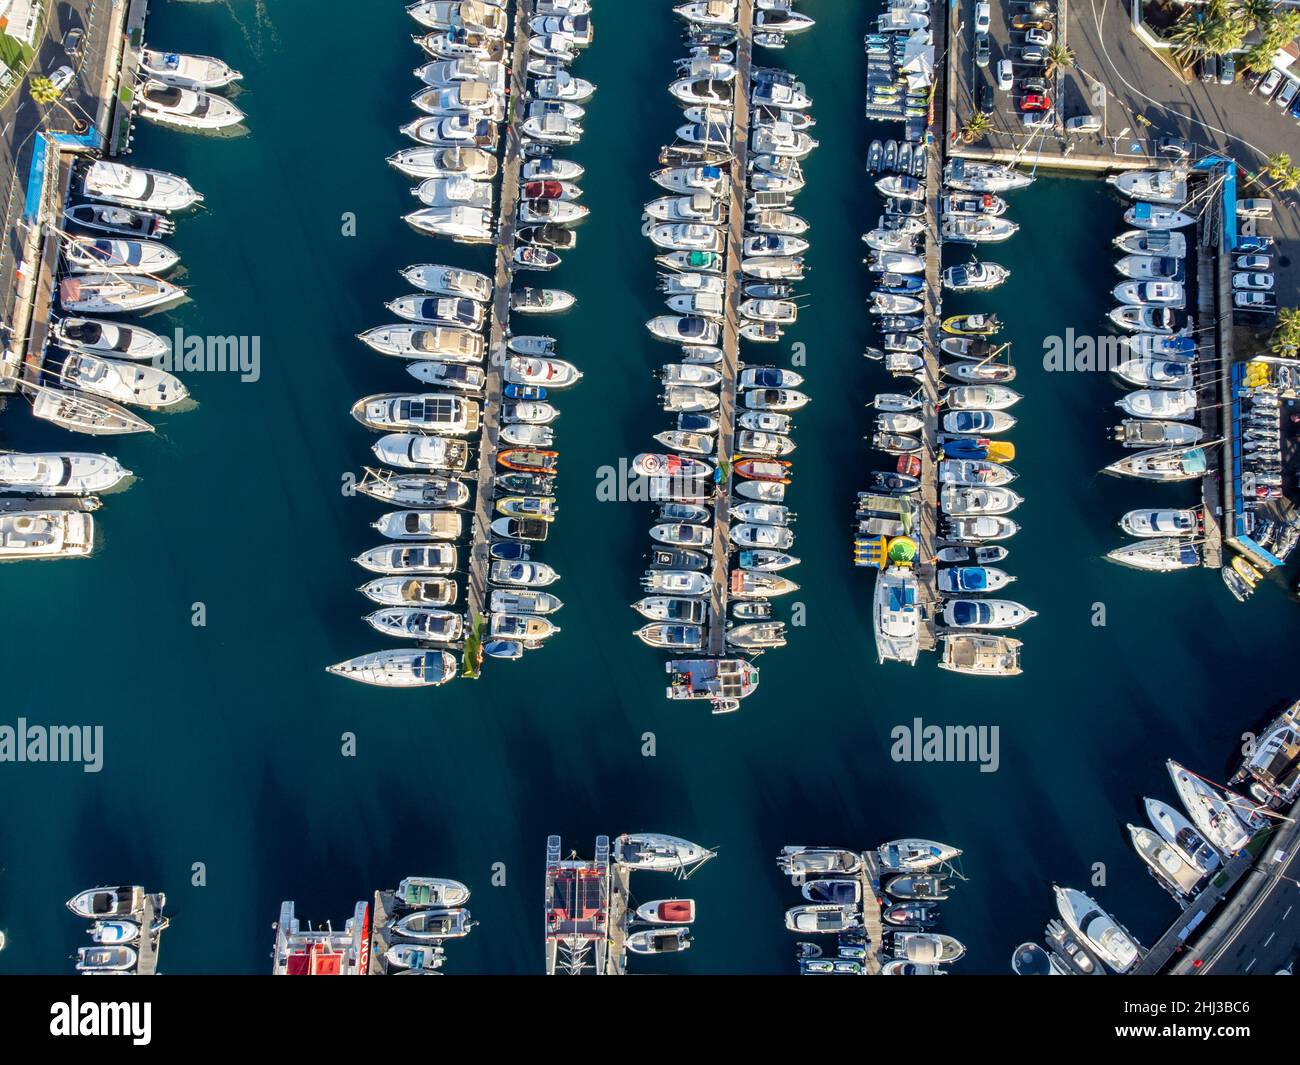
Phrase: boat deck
[
  {"left": 705, "top": 0, "right": 755, "bottom": 657},
  {"left": 462, "top": 0, "right": 532, "bottom": 672}
]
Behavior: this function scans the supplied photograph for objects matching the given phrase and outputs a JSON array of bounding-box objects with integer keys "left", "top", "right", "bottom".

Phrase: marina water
[{"left": 0, "top": 0, "right": 1295, "bottom": 974}]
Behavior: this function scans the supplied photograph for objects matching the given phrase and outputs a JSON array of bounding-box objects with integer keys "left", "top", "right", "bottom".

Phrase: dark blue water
[{"left": 0, "top": 0, "right": 1294, "bottom": 974}]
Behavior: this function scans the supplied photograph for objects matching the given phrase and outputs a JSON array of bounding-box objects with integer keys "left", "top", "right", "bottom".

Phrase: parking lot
[{"left": 950, "top": 0, "right": 1300, "bottom": 307}]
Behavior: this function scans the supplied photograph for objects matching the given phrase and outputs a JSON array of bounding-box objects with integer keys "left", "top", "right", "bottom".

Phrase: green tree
[
  {"left": 1238, "top": 0, "right": 1276, "bottom": 31},
  {"left": 1044, "top": 43, "right": 1076, "bottom": 77},
  {"left": 961, "top": 110, "right": 994, "bottom": 142},
  {"left": 1241, "top": 40, "right": 1278, "bottom": 75},
  {"left": 1269, "top": 307, "right": 1300, "bottom": 356}
]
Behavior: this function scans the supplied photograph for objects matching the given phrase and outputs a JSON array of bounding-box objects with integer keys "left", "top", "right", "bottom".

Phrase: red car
[{"left": 1020, "top": 93, "right": 1051, "bottom": 112}]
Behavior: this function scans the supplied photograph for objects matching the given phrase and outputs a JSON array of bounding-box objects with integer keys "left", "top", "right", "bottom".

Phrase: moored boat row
[{"left": 65, "top": 885, "right": 169, "bottom": 974}]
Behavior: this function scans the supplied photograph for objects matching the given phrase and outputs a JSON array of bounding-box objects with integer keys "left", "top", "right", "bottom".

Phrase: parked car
[
  {"left": 1065, "top": 114, "right": 1102, "bottom": 133},
  {"left": 1200, "top": 55, "right": 1218, "bottom": 83},
  {"left": 1237, "top": 198, "right": 1273, "bottom": 219},
  {"left": 1235, "top": 235, "right": 1273, "bottom": 253},
  {"left": 1025, "top": 28, "right": 1054, "bottom": 47},
  {"left": 1275, "top": 79, "right": 1298, "bottom": 108},
  {"left": 1022, "top": 110, "right": 1055, "bottom": 129},
  {"left": 1235, "top": 254, "right": 1270, "bottom": 270},
  {"left": 1020, "top": 45, "right": 1047, "bottom": 63},
  {"left": 1233, "top": 272, "right": 1274, "bottom": 290},
  {"left": 1021, "top": 77, "right": 1050, "bottom": 94},
  {"left": 975, "top": 33, "right": 991, "bottom": 68},
  {"left": 1257, "top": 69, "right": 1283, "bottom": 98},
  {"left": 48, "top": 65, "right": 75, "bottom": 93},
  {"left": 1021, "top": 93, "right": 1051, "bottom": 112},
  {"left": 975, "top": 1, "right": 992, "bottom": 33},
  {"left": 1012, "top": 16, "right": 1055, "bottom": 31},
  {"left": 1157, "top": 136, "right": 1192, "bottom": 159},
  {"left": 1219, "top": 55, "right": 1235, "bottom": 84},
  {"left": 996, "top": 60, "right": 1014, "bottom": 92},
  {"left": 1234, "top": 290, "right": 1276, "bottom": 311}
]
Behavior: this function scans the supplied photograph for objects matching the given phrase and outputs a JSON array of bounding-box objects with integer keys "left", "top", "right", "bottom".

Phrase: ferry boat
[
  {"left": 544, "top": 835, "right": 611, "bottom": 975},
  {"left": 272, "top": 900, "right": 370, "bottom": 975}
]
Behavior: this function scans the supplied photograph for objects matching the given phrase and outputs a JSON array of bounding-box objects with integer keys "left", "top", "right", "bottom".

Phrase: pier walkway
[
  {"left": 858, "top": 851, "right": 885, "bottom": 974},
  {"left": 135, "top": 894, "right": 161, "bottom": 975},
  {"left": 606, "top": 865, "right": 630, "bottom": 976},
  {"left": 705, "top": 0, "right": 755, "bottom": 657},
  {"left": 462, "top": 0, "right": 532, "bottom": 673},
  {"left": 1194, "top": 193, "right": 1225, "bottom": 569}
]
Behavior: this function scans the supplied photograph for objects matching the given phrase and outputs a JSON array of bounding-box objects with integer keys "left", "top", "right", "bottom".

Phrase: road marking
[
  {"left": 1284, "top": 905, "right": 1293, "bottom": 920},
  {"left": 1265, "top": 932, "right": 1276, "bottom": 946},
  {"left": 1245, "top": 957, "right": 1257, "bottom": 971}
]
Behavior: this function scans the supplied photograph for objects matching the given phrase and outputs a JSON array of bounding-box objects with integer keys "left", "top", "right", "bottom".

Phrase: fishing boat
[
  {"left": 140, "top": 49, "right": 242, "bottom": 89},
  {"left": 1168, "top": 760, "right": 1252, "bottom": 854},
  {"left": 1119, "top": 508, "right": 1200, "bottom": 538},
  {"left": 79, "top": 160, "right": 202, "bottom": 212},
  {"left": 1128, "top": 823, "right": 1203, "bottom": 899},
  {"left": 1115, "top": 389, "right": 1196, "bottom": 421},
  {"left": 59, "top": 274, "right": 185, "bottom": 314},
  {"left": 58, "top": 351, "right": 188, "bottom": 409},
  {"left": 874, "top": 564, "right": 920, "bottom": 665},
  {"left": 1124, "top": 202, "right": 1194, "bottom": 230},
  {"left": 326, "top": 649, "right": 457, "bottom": 688},
  {"left": 354, "top": 542, "right": 457, "bottom": 575},
  {"left": 1053, "top": 886, "right": 1141, "bottom": 974},
  {"left": 359, "top": 576, "right": 458, "bottom": 607},
  {"left": 396, "top": 877, "right": 471, "bottom": 908},
  {"left": 1105, "top": 537, "right": 1200, "bottom": 571},
  {"left": 63, "top": 236, "right": 179, "bottom": 275},
  {"left": 137, "top": 81, "right": 245, "bottom": 130},
  {"left": 0, "top": 452, "right": 129, "bottom": 496},
  {"left": 613, "top": 833, "right": 715, "bottom": 872},
  {"left": 30, "top": 387, "right": 153, "bottom": 436},
  {"left": 1145, "top": 797, "right": 1221, "bottom": 877},
  {"left": 1106, "top": 168, "right": 1187, "bottom": 204}
]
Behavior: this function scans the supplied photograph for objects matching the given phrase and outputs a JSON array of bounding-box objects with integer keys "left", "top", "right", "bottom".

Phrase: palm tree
[
  {"left": 1044, "top": 43, "right": 1075, "bottom": 77},
  {"left": 28, "top": 76, "right": 86, "bottom": 133},
  {"left": 961, "top": 110, "right": 994, "bottom": 143},
  {"left": 1239, "top": 0, "right": 1276, "bottom": 32},
  {"left": 1241, "top": 40, "right": 1278, "bottom": 76},
  {"left": 1269, "top": 307, "right": 1300, "bottom": 356}
]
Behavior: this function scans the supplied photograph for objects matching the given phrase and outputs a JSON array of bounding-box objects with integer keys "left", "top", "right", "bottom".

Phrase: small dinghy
[
  {"left": 941, "top": 598, "right": 1036, "bottom": 630},
  {"left": 383, "top": 942, "right": 445, "bottom": 971}
]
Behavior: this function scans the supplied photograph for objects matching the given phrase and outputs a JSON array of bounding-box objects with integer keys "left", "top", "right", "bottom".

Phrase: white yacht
[
  {"left": 54, "top": 317, "right": 170, "bottom": 361},
  {"left": 413, "top": 175, "right": 494, "bottom": 210},
  {"left": 0, "top": 510, "right": 94, "bottom": 560},
  {"left": 874, "top": 564, "right": 919, "bottom": 665},
  {"left": 371, "top": 433, "right": 471, "bottom": 472},
  {"left": 937, "top": 633, "right": 1023, "bottom": 676},
  {"left": 1106, "top": 169, "right": 1187, "bottom": 205},
  {"left": 366, "top": 606, "right": 464, "bottom": 642},
  {"left": 892, "top": 932, "right": 966, "bottom": 964},
  {"left": 0, "top": 452, "right": 129, "bottom": 495},
  {"left": 1144, "top": 796, "right": 1221, "bottom": 877},
  {"left": 387, "top": 145, "right": 498, "bottom": 180},
  {"left": 400, "top": 264, "right": 492, "bottom": 301},
  {"left": 404, "top": 205, "right": 494, "bottom": 242},
  {"left": 941, "top": 598, "right": 1036, "bottom": 630},
  {"left": 1119, "top": 508, "right": 1199, "bottom": 538},
  {"left": 63, "top": 236, "right": 179, "bottom": 275},
  {"left": 139, "top": 49, "right": 242, "bottom": 89},
  {"left": 80, "top": 160, "right": 203, "bottom": 212},
  {"left": 1127, "top": 823, "right": 1203, "bottom": 898},
  {"left": 59, "top": 351, "right": 188, "bottom": 409},
  {"left": 137, "top": 81, "right": 245, "bottom": 130},
  {"left": 878, "top": 839, "right": 962, "bottom": 872},
  {"left": 357, "top": 324, "right": 483, "bottom": 363},
  {"left": 354, "top": 541, "right": 459, "bottom": 575},
  {"left": 1053, "top": 886, "right": 1141, "bottom": 974},
  {"left": 1168, "top": 760, "right": 1252, "bottom": 855}
]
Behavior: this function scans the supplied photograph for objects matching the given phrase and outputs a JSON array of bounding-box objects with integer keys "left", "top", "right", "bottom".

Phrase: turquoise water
[{"left": 0, "top": 0, "right": 1295, "bottom": 974}]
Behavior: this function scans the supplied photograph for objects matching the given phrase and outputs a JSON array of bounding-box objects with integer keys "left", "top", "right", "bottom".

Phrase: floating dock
[{"left": 705, "top": 0, "right": 756, "bottom": 657}]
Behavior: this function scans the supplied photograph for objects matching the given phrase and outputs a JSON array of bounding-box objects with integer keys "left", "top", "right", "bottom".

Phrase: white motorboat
[
  {"left": 1115, "top": 389, "right": 1196, "bottom": 421},
  {"left": 414, "top": 56, "right": 506, "bottom": 92},
  {"left": 391, "top": 908, "right": 475, "bottom": 940},
  {"left": 938, "top": 633, "right": 1022, "bottom": 676},
  {"left": 646, "top": 315, "right": 720, "bottom": 345},
  {"left": 371, "top": 434, "right": 470, "bottom": 473},
  {"left": 53, "top": 317, "right": 169, "bottom": 361},
  {"left": 941, "top": 598, "right": 1036, "bottom": 629},
  {"left": 1119, "top": 508, "right": 1199, "bottom": 538},
  {"left": 1168, "top": 760, "right": 1252, "bottom": 855},
  {"left": 1124, "top": 203, "right": 1194, "bottom": 230},
  {"left": 80, "top": 160, "right": 202, "bottom": 212},
  {"left": 635, "top": 899, "right": 696, "bottom": 925},
  {"left": 505, "top": 355, "right": 582, "bottom": 388},
  {"left": 532, "top": 70, "right": 596, "bottom": 102},
  {"left": 359, "top": 324, "right": 482, "bottom": 363},
  {"left": 942, "top": 215, "right": 1019, "bottom": 243},
  {"left": 383, "top": 943, "right": 444, "bottom": 971},
  {"left": 413, "top": 82, "right": 505, "bottom": 119},
  {"left": 400, "top": 264, "right": 492, "bottom": 302},
  {"left": 1106, "top": 169, "right": 1187, "bottom": 205},
  {"left": 490, "top": 559, "right": 559, "bottom": 587},
  {"left": 938, "top": 459, "right": 1015, "bottom": 486},
  {"left": 943, "top": 161, "right": 1033, "bottom": 192},
  {"left": 1120, "top": 332, "right": 1197, "bottom": 359},
  {"left": 387, "top": 145, "right": 498, "bottom": 180},
  {"left": 63, "top": 236, "right": 179, "bottom": 275},
  {"left": 491, "top": 588, "right": 563, "bottom": 615},
  {"left": 1114, "top": 358, "right": 1193, "bottom": 389},
  {"left": 372, "top": 509, "right": 463, "bottom": 541},
  {"left": 405, "top": 205, "right": 494, "bottom": 242},
  {"left": 523, "top": 157, "right": 584, "bottom": 183},
  {"left": 511, "top": 287, "right": 575, "bottom": 314},
  {"left": 730, "top": 522, "right": 794, "bottom": 550},
  {"left": 874, "top": 564, "right": 919, "bottom": 665},
  {"left": 59, "top": 273, "right": 185, "bottom": 314},
  {"left": 937, "top": 565, "right": 1015, "bottom": 593},
  {"left": 413, "top": 175, "right": 494, "bottom": 210},
  {"left": 1127, "top": 823, "right": 1203, "bottom": 898},
  {"left": 1109, "top": 305, "right": 1178, "bottom": 332},
  {"left": 59, "top": 351, "right": 187, "bottom": 409},
  {"left": 522, "top": 111, "right": 583, "bottom": 145},
  {"left": 137, "top": 81, "right": 244, "bottom": 130},
  {"left": 942, "top": 409, "right": 1016, "bottom": 434},
  {"left": 649, "top": 222, "right": 725, "bottom": 252},
  {"left": 892, "top": 932, "right": 966, "bottom": 965},
  {"left": 776, "top": 846, "right": 862, "bottom": 877},
  {"left": 645, "top": 192, "right": 722, "bottom": 224},
  {"left": 612, "top": 832, "right": 714, "bottom": 872},
  {"left": 1053, "top": 886, "right": 1141, "bottom": 974},
  {"left": 66, "top": 886, "right": 144, "bottom": 919},
  {"left": 88, "top": 919, "right": 141, "bottom": 944},
  {"left": 0, "top": 452, "right": 129, "bottom": 495},
  {"left": 140, "top": 49, "right": 242, "bottom": 89},
  {"left": 408, "top": 0, "right": 507, "bottom": 36},
  {"left": 352, "top": 392, "right": 480, "bottom": 435},
  {"left": 354, "top": 541, "right": 459, "bottom": 575},
  {"left": 366, "top": 606, "right": 464, "bottom": 642},
  {"left": 0, "top": 510, "right": 94, "bottom": 560},
  {"left": 627, "top": 927, "right": 693, "bottom": 954},
  {"left": 943, "top": 384, "right": 1021, "bottom": 410},
  {"left": 401, "top": 114, "right": 496, "bottom": 147},
  {"left": 675, "top": 0, "right": 738, "bottom": 25},
  {"left": 396, "top": 877, "right": 472, "bottom": 908},
  {"left": 1114, "top": 280, "right": 1185, "bottom": 309},
  {"left": 359, "top": 575, "right": 458, "bottom": 607},
  {"left": 386, "top": 295, "right": 484, "bottom": 329},
  {"left": 942, "top": 515, "right": 1019, "bottom": 542},
  {"left": 76, "top": 946, "right": 138, "bottom": 972},
  {"left": 940, "top": 485, "right": 1023, "bottom": 515},
  {"left": 326, "top": 649, "right": 457, "bottom": 688},
  {"left": 785, "top": 904, "right": 861, "bottom": 934},
  {"left": 1114, "top": 228, "right": 1187, "bottom": 257},
  {"left": 1144, "top": 796, "right": 1221, "bottom": 877},
  {"left": 1115, "top": 254, "right": 1182, "bottom": 281},
  {"left": 942, "top": 260, "right": 1009, "bottom": 291},
  {"left": 878, "top": 839, "right": 962, "bottom": 872},
  {"left": 743, "top": 232, "right": 809, "bottom": 258}
]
